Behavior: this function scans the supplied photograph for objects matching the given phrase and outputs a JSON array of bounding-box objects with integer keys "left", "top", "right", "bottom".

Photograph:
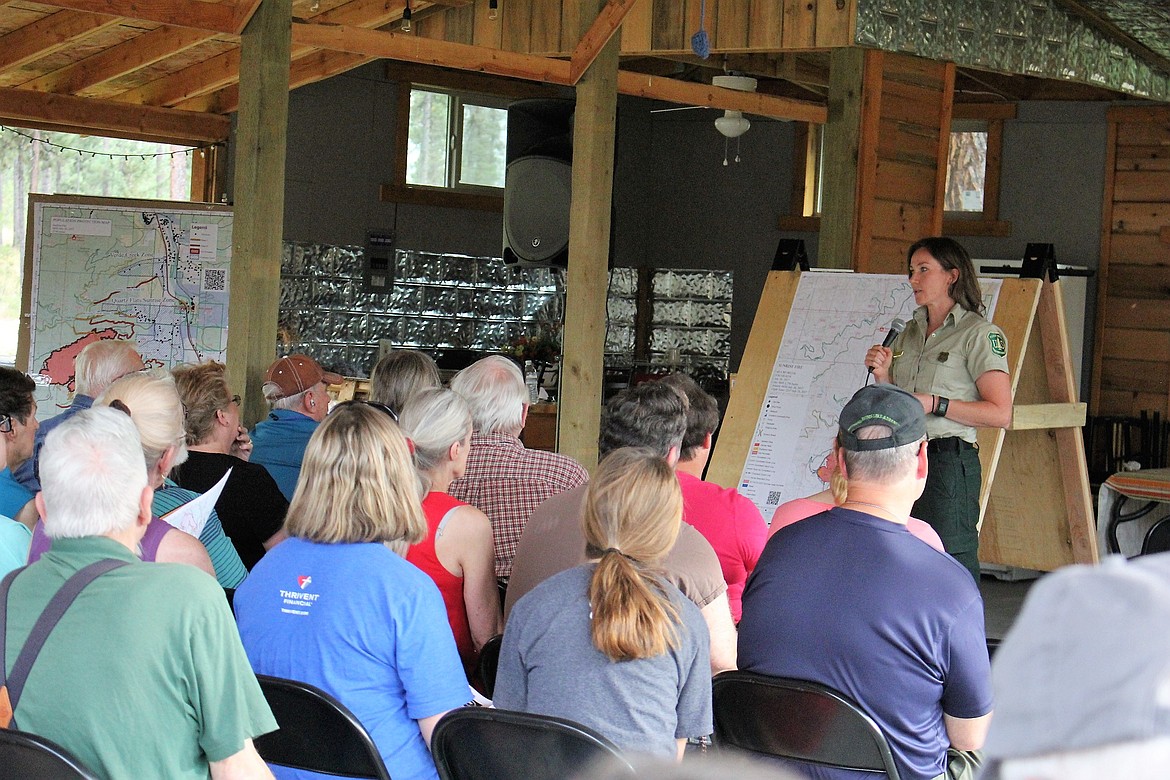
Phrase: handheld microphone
[{"left": 868, "top": 318, "right": 906, "bottom": 374}]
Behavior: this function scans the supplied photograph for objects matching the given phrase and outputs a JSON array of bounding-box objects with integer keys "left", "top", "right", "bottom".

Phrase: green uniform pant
[{"left": 914, "top": 445, "right": 982, "bottom": 582}]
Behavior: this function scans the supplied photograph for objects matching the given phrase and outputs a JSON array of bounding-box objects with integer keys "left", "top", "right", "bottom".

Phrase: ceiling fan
[{"left": 650, "top": 74, "right": 759, "bottom": 165}]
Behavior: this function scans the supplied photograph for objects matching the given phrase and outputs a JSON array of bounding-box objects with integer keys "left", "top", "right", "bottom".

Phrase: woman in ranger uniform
[{"left": 865, "top": 236, "right": 1012, "bottom": 581}]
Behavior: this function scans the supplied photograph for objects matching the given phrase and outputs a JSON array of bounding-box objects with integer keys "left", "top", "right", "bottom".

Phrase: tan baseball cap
[{"left": 264, "top": 354, "right": 343, "bottom": 398}]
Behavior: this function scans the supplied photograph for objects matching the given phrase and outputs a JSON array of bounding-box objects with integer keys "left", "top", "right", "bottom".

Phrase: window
[
  {"left": 405, "top": 87, "right": 507, "bottom": 191},
  {"left": 945, "top": 120, "right": 989, "bottom": 213}
]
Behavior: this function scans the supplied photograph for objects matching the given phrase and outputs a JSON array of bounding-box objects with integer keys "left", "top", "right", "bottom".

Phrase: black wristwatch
[{"left": 933, "top": 396, "right": 950, "bottom": 418}]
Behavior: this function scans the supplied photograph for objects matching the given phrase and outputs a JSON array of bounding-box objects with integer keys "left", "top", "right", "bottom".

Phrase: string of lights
[{"left": 0, "top": 125, "right": 223, "bottom": 160}]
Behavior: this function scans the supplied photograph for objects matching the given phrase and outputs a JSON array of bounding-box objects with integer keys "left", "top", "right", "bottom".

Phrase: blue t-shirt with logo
[
  {"left": 738, "top": 507, "right": 993, "bottom": 780},
  {"left": 234, "top": 537, "right": 469, "bottom": 780}
]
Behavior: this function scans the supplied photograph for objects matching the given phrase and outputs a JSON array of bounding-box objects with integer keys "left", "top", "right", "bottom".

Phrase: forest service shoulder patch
[{"left": 988, "top": 332, "right": 1007, "bottom": 357}]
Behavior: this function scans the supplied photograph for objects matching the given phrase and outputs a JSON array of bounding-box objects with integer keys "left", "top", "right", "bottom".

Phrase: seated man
[
  {"left": 981, "top": 553, "right": 1170, "bottom": 780},
  {"left": 250, "top": 354, "right": 340, "bottom": 500},
  {"left": 3, "top": 407, "right": 276, "bottom": 779},
  {"left": 739, "top": 384, "right": 992, "bottom": 780},
  {"left": 14, "top": 338, "right": 144, "bottom": 493},
  {"left": 507, "top": 381, "right": 738, "bottom": 673},
  {"left": 659, "top": 373, "right": 766, "bottom": 623},
  {"left": 448, "top": 355, "right": 588, "bottom": 580},
  {"left": 0, "top": 367, "right": 39, "bottom": 525}
]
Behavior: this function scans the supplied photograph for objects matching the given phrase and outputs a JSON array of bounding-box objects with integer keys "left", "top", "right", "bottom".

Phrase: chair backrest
[
  {"left": 712, "top": 671, "right": 901, "bottom": 780},
  {"left": 476, "top": 634, "right": 503, "bottom": 698},
  {"left": 1143, "top": 516, "right": 1170, "bottom": 555},
  {"left": 431, "top": 706, "right": 635, "bottom": 780},
  {"left": 0, "top": 727, "right": 100, "bottom": 779},
  {"left": 253, "top": 674, "right": 391, "bottom": 780}
]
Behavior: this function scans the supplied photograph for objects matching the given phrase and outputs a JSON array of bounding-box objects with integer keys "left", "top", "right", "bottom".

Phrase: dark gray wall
[{"left": 267, "top": 66, "right": 1109, "bottom": 377}]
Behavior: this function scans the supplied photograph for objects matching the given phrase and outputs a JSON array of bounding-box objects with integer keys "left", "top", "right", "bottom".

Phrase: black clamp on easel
[
  {"left": 772, "top": 239, "right": 810, "bottom": 272},
  {"left": 1020, "top": 242, "right": 1059, "bottom": 282}
]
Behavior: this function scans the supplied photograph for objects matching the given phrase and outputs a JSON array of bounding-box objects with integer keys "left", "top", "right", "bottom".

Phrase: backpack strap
[{"left": 1, "top": 558, "right": 129, "bottom": 726}]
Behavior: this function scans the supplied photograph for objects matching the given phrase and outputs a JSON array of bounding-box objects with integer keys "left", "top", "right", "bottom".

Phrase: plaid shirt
[{"left": 448, "top": 431, "right": 589, "bottom": 578}]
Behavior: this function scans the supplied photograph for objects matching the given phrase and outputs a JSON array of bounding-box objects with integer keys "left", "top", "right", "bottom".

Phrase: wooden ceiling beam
[
  {"left": 617, "top": 70, "right": 826, "bottom": 123},
  {"left": 0, "top": 85, "right": 230, "bottom": 142},
  {"left": 28, "top": 0, "right": 239, "bottom": 33},
  {"left": 291, "top": 21, "right": 573, "bottom": 83},
  {"left": 112, "top": 0, "right": 417, "bottom": 107},
  {"left": 20, "top": 24, "right": 213, "bottom": 94},
  {"left": 231, "top": 0, "right": 264, "bottom": 34},
  {"left": 115, "top": 48, "right": 241, "bottom": 106},
  {"left": 568, "top": 0, "right": 639, "bottom": 84},
  {"left": 0, "top": 10, "right": 122, "bottom": 73}
]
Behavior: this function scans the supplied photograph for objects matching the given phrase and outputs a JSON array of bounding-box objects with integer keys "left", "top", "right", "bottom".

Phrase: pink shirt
[
  {"left": 769, "top": 497, "right": 945, "bottom": 552},
  {"left": 677, "top": 471, "right": 767, "bottom": 623}
]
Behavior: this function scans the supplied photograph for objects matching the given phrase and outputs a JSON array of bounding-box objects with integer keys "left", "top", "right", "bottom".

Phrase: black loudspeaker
[{"left": 503, "top": 99, "right": 575, "bottom": 267}]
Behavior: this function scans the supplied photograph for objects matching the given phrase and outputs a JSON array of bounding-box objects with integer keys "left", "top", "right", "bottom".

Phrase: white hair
[
  {"left": 449, "top": 355, "right": 527, "bottom": 435},
  {"left": 74, "top": 340, "right": 143, "bottom": 397},
  {"left": 262, "top": 381, "right": 308, "bottom": 411},
  {"left": 40, "top": 407, "right": 149, "bottom": 539},
  {"left": 840, "top": 424, "right": 924, "bottom": 484},
  {"left": 95, "top": 371, "right": 188, "bottom": 475},
  {"left": 399, "top": 388, "right": 473, "bottom": 489}
]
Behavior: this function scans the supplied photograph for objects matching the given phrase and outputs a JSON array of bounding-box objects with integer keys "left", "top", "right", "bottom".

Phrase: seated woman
[
  {"left": 369, "top": 348, "right": 441, "bottom": 418},
  {"left": 400, "top": 388, "right": 503, "bottom": 675},
  {"left": 769, "top": 450, "right": 944, "bottom": 552},
  {"left": 234, "top": 402, "right": 470, "bottom": 780},
  {"left": 26, "top": 372, "right": 246, "bottom": 583},
  {"left": 494, "top": 447, "right": 712, "bottom": 761},
  {"left": 171, "top": 361, "right": 287, "bottom": 569}
]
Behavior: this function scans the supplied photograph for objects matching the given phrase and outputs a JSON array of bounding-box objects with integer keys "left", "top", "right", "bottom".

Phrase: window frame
[
  {"left": 942, "top": 102, "right": 1015, "bottom": 237},
  {"left": 403, "top": 86, "right": 509, "bottom": 193},
  {"left": 384, "top": 64, "right": 566, "bottom": 213}
]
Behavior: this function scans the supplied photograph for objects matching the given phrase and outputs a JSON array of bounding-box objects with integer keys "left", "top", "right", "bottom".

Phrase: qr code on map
[
  {"left": 202, "top": 268, "right": 227, "bottom": 291},
  {"left": 766, "top": 491, "right": 783, "bottom": 506}
]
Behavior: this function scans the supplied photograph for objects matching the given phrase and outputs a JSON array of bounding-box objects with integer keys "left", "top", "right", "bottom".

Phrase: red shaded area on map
[{"left": 40, "top": 330, "right": 121, "bottom": 391}]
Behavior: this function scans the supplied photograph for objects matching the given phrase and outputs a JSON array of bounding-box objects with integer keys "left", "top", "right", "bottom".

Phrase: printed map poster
[
  {"left": 20, "top": 195, "right": 233, "bottom": 418},
  {"left": 738, "top": 271, "right": 1003, "bottom": 521}
]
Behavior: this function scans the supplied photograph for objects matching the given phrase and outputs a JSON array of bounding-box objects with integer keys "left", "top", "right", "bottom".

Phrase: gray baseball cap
[
  {"left": 980, "top": 554, "right": 1170, "bottom": 778},
  {"left": 836, "top": 384, "right": 926, "bottom": 451}
]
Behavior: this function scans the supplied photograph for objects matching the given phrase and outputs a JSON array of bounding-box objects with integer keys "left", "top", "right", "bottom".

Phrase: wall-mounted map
[{"left": 20, "top": 195, "right": 232, "bottom": 418}]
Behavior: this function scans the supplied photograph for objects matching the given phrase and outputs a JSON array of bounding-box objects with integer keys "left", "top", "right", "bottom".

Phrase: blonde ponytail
[{"left": 583, "top": 447, "right": 684, "bottom": 662}]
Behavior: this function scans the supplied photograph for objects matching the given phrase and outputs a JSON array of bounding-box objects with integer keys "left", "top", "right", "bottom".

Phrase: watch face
[{"left": 938, "top": 351, "right": 949, "bottom": 363}]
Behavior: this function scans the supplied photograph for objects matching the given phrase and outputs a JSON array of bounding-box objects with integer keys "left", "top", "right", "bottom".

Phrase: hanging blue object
[{"left": 690, "top": 0, "right": 710, "bottom": 59}]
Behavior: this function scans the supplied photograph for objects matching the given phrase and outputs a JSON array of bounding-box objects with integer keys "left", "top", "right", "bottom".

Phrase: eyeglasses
[
  {"left": 335, "top": 399, "right": 398, "bottom": 423},
  {"left": 230, "top": 395, "right": 241, "bottom": 407},
  {"left": 0, "top": 415, "right": 10, "bottom": 434}
]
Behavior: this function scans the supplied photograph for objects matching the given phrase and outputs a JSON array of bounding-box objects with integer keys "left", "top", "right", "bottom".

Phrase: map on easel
[
  {"left": 736, "top": 272, "right": 1002, "bottom": 521},
  {"left": 19, "top": 194, "right": 233, "bottom": 418}
]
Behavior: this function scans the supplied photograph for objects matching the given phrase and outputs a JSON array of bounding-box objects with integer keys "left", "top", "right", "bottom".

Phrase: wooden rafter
[
  {"left": 115, "top": 48, "right": 242, "bottom": 106},
  {"left": 0, "top": 10, "right": 122, "bottom": 73},
  {"left": 568, "top": 0, "right": 639, "bottom": 84},
  {"left": 292, "top": 21, "right": 826, "bottom": 122},
  {"left": 231, "top": 0, "right": 264, "bottom": 34},
  {"left": 617, "top": 70, "right": 826, "bottom": 123},
  {"left": 19, "top": 24, "right": 213, "bottom": 95},
  {"left": 110, "top": 0, "right": 415, "bottom": 108},
  {"left": 291, "top": 21, "right": 573, "bottom": 83},
  {"left": 28, "top": 0, "right": 238, "bottom": 33},
  {"left": 0, "top": 85, "right": 229, "bottom": 141}
]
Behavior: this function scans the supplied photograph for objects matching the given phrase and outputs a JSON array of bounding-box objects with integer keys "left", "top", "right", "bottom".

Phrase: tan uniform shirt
[{"left": 889, "top": 304, "right": 1009, "bottom": 443}]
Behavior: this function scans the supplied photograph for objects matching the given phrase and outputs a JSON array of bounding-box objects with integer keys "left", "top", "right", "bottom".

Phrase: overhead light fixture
[
  {"left": 714, "top": 109, "right": 750, "bottom": 139},
  {"left": 401, "top": 1, "right": 412, "bottom": 32},
  {"left": 488, "top": 0, "right": 498, "bottom": 20}
]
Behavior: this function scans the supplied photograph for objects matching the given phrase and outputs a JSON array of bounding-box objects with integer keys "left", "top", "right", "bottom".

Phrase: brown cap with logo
[{"left": 264, "top": 354, "right": 343, "bottom": 399}]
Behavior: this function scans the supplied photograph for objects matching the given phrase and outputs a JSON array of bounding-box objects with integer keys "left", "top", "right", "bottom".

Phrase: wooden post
[
  {"left": 818, "top": 47, "right": 876, "bottom": 270},
  {"left": 227, "top": 0, "right": 291, "bottom": 426},
  {"left": 557, "top": 0, "right": 618, "bottom": 469}
]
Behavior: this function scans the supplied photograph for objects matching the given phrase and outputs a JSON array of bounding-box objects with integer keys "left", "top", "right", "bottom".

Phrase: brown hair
[
  {"left": 171, "top": 361, "right": 232, "bottom": 445},
  {"left": 658, "top": 373, "right": 719, "bottom": 460},
  {"left": 583, "top": 447, "right": 683, "bottom": 661},
  {"left": 369, "top": 349, "right": 441, "bottom": 416},
  {"left": 285, "top": 403, "right": 426, "bottom": 546},
  {"left": 907, "top": 236, "right": 984, "bottom": 315}
]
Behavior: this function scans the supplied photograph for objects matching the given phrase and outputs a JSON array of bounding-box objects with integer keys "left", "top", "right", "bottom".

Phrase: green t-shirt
[
  {"left": 5, "top": 536, "right": 276, "bottom": 779},
  {"left": 890, "top": 304, "right": 1010, "bottom": 443}
]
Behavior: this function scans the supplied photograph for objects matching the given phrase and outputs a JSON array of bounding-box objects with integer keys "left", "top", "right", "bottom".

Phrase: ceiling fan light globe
[{"left": 715, "top": 111, "right": 750, "bottom": 138}]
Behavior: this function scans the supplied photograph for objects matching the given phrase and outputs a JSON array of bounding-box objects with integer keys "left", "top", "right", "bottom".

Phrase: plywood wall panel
[{"left": 529, "top": 0, "right": 561, "bottom": 53}]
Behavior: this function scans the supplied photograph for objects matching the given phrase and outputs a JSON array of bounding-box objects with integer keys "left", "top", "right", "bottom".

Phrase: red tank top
[{"left": 407, "top": 491, "right": 474, "bottom": 671}]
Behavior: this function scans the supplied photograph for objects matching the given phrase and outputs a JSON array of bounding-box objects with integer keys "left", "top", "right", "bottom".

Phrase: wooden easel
[{"left": 707, "top": 270, "right": 1097, "bottom": 571}]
